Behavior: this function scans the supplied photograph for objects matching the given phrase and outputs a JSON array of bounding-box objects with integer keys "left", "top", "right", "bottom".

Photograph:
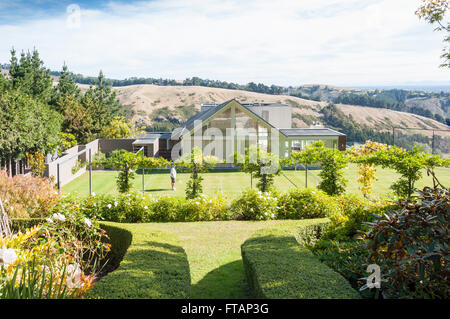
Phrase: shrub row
[
  {"left": 241, "top": 220, "right": 361, "bottom": 299},
  {"left": 60, "top": 188, "right": 347, "bottom": 223}
]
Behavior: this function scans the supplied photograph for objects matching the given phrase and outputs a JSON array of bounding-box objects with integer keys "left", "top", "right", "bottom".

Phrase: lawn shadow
[
  {"left": 191, "top": 260, "right": 250, "bottom": 299},
  {"left": 145, "top": 188, "right": 171, "bottom": 192},
  {"left": 90, "top": 239, "right": 191, "bottom": 299}
]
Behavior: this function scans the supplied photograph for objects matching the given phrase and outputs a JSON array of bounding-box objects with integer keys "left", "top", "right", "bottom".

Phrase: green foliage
[
  {"left": 326, "top": 194, "right": 396, "bottom": 241},
  {"left": 9, "top": 49, "right": 53, "bottom": 102},
  {"left": 55, "top": 133, "right": 78, "bottom": 155},
  {"left": 311, "top": 240, "right": 374, "bottom": 298},
  {"left": 176, "top": 147, "right": 217, "bottom": 199},
  {"left": 181, "top": 194, "right": 231, "bottom": 222},
  {"left": 96, "top": 150, "right": 150, "bottom": 193},
  {"left": 363, "top": 187, "right": 449, "bottom": 299},
  {"left": 0, "top": 89, "right": 62, "bottom": 162},
  {"left": 100, "top": 116, "right": 144, "bottom": 139},
  {"left": 286, "top": 141, "right": 348, "bottom": 196},
  {"left": 277, "top": 188, "right": 338, "bottom": 219},
  {"left": 1, "top": 260, "right": 76, "bottom": 299},
  {"left": 363, "top": 146, "right": 448, "bottom": 198},
  {"left": 416, "top": 0, "right": 449, "bottom": 68},
  {"left": 230, "top": 189, "right": 278, "bottom": 220},
  {"left": 318, "top": 147, "right": 348, "bottom": 196},
  {"left": 235, "top": 146, "right": 280, "bottom": 193},
  {"left": 87, "top": 224, "right": 191, "bottom": 299},
  {"left": 25, "top": 152, "right": 46, "bottom": 177},
  {"left": 63, "top": 192, "right": 231, "bottom": 223},
  {"left": 241, "top": 221, "right": 360, "bottom": 299},
  {"left": 96, "top": 223, "right": 132, "bottom": 272},
  {"left": 71, "top": 159, "right": 88, "bottom": 175}
]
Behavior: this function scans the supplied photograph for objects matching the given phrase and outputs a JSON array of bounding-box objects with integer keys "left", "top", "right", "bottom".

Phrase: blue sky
[{"left": 0, "top": 0, "right": 449, "bottom": 87}]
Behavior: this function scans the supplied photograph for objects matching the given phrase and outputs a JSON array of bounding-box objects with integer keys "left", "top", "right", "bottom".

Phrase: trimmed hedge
[
  {"left": 12, "top": 219, "right": 190, "bottom": 299},
  {"left": 241, "top": 219, "right": 360, "bottom": 299},
  {"left": 11, "top": 218, "right": 45, "bottom": 232},
  {"left": 98, "top": 223, "right": 132, "bottom": 270},
  {"left": 87, "top": 223, "right": 191, "bottom": 299}
]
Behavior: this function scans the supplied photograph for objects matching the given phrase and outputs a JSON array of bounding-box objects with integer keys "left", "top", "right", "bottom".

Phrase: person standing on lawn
[{"left": 170, "top": 164, "right": 177, "bottom": 191}]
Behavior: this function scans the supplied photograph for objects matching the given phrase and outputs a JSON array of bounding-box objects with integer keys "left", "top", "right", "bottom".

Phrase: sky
[{"left": 0, "top": 0, "right": 449, "bottom": 87}]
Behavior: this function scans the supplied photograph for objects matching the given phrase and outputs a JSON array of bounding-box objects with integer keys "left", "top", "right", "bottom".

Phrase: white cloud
[{"left": 0, "top": 0, "right": 448, "bottom": 86}]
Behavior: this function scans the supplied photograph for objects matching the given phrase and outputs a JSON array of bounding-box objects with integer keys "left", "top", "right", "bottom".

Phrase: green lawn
[
  {"left": 62, "top": 164, "right": 450, "bottom": 198},
  {"left": 147, "top": 219, "right": 321, "bottom": 298}
]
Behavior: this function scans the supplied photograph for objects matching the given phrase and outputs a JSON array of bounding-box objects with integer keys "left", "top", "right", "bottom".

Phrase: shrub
[
  {"left": 311, "top": 240, "right": 374, "bottom": 299},
  {"left": 72, "top": 192, "right": 232, "bottom": 223},
  {"left": 0, "top": 169, "right": 59, "bottom": 218},
  {"left": 327, "top": 194, "right": 396, "bottom": 241},
  {"left": 230, "top": 189, "right": 278, "bottom": 220},
  {"left": 241, "top": 220, "right": 360, "bottom": 299},
  {"left": 150, "top": 195, "right": 184, "bottom": 222},
  {"left": 5, "top": 213, "right": 109, "bottom": 298},
  {"left": 181, "top": 194, "right": 231, "bottom": 221},
  {"left": 363, "top": 187, "right": 449, "bottom": 299},
  {"left": 277, "top": 188, "right": 338, "bottom": 220},
  {"left": 317, "top": 148, "right": 348, "bottom": 196}
]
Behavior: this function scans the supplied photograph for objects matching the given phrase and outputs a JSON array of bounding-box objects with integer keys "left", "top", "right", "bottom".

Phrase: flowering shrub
[
  {"left": 0, "top": 209, "right": 109, "bottom": 298},
  {"left": 230, "top": 189, "right": 278, "bottom": 220},
  {"left": 182, "top": 194, "right": 231, "bottom": 221},
  {"left": 149, "top": 195, "right": 184, "bottom": 222},
  {"left": 0, "top": 170, "right": 59, "bottom": 218},
  {"left": 327, "top": 194, "right": 396, "bottom": 240},
  {"left": 277, "top": 188, "right": 338, "bottom": 220},
  {"left": 70, "top": 192, "right": 231, "bottom": 223}
]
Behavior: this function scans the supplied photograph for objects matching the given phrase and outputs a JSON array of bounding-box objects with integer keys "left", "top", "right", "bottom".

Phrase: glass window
[{"left": 204, "top": 108, "right": 232, "bottom": 135}]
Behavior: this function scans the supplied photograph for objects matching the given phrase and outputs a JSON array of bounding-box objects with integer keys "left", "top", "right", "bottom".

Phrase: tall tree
[
  {"left": 0, "top": 90, "right": 61, "bottom": 167},
  {"left": 82, "top": 70, "right": 122, "bottom": 137},
  {"left": 52, "top": 64, "right": 81, "bottom": 107},
  {"left": 9, "top": 48, "right": 53, "bottom": 101}
]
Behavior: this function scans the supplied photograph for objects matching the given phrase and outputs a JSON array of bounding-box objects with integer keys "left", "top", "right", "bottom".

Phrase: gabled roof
[
  {"left": 280, "top": 128, "right": 345, "bottom": 137},
  {"left": 173, "top": 100, "right": 346, "bottom": 139},
  {"left": 175, "top": 99, "right": 280, "bottom": 138}
]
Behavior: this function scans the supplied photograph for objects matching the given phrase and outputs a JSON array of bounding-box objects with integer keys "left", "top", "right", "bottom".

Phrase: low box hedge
[
  {"left": 241, "top": 219, "right": 361, "bottom": 299},
  {"left": 87, "top": 222, "right": 191, "bottom": 299}
]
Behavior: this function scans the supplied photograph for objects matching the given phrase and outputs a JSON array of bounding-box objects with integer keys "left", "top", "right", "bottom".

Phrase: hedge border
[
  {"left": 11, "top": 219, "right": 191, "bottom": 299},
  {"left": 241, "top": 219, "right": 361, "bottom": 299},
  {"left": 87, "top": 222, "right": 191, "bottom": 299}
]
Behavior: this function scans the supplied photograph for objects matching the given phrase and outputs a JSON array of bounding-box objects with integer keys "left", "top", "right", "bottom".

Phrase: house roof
[
  {"left": 174, "top": 100, "right": 345, "bottom": 139},
  {"left": 133, "top": 138, "right": 157, "bottom": 145},
  {"left": 133, "top": 133, "right": 163, "bottom": 144},
  {"left": 279, "top": 128, "right": 345, "bottom": 137}
]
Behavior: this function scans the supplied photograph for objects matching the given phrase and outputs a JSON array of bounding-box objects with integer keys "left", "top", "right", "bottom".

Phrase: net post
[
  {"left": 57, "top": 163, "right": 60, "bottom": 191},
  {"left": 89, "top": 148, "right": 92, "bottom": 196}
]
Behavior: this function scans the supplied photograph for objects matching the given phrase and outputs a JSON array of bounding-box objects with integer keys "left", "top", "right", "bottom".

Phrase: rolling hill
[{"left": 91, "top": 84, "right": 448, "bottom": 134}]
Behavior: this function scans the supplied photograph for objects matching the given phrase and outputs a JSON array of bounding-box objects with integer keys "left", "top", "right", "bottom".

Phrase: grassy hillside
[{"left": 86, "top": 84, "right": 448, "bottom": 133}]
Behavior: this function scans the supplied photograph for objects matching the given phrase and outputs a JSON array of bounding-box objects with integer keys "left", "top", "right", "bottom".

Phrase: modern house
[
  {"left": 163, "top": 99, "right": 346, "bottom": 161},
  {"left": 41, "top": 99, "right": 345, "bottom": 185}
]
